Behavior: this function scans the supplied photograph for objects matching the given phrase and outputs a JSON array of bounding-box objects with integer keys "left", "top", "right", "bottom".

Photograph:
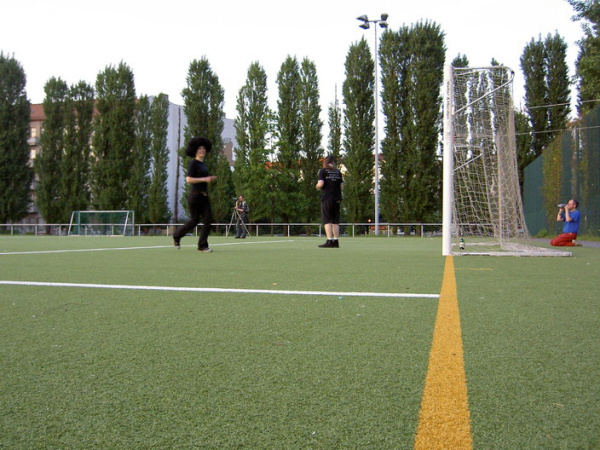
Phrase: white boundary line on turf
[
  {"left": 0, "top": 280, "right": 439, "bottom": 299},
  {"left": 0, "top": 240, "right": 294, "bottom": 256}
]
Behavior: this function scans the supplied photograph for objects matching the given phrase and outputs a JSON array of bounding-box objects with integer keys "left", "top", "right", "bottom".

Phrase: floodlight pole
[{"left": 358, "top": 14, "right": 388, "bottom": 236}]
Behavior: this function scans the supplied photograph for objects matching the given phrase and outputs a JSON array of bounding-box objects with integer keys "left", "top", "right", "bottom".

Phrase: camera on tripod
[{"left": 558, "top": 203, "right": 566, "bottom": 208}]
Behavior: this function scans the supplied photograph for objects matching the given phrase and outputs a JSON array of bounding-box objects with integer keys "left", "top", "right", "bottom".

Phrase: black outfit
[
  {"left": 174, "top": 159, "right": 212, "bottom": 250},
  {"left": 318, "top": 167, "right": 343, "bottom": 224},
  {"left": 235, "top": 200, "right": 249, "bottom": 238}
]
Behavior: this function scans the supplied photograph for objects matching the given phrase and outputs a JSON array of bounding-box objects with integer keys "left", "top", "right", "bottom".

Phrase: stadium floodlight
[{"left": 358, "top": 13, "right": 389, "bottom": 235}]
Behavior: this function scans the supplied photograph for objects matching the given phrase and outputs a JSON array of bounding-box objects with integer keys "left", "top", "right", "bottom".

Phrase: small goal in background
[{"left": 68, "top": 210, "right": 135, "bottom": 236}]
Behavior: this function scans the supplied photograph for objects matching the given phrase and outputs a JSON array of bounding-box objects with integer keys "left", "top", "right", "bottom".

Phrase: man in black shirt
[{"left": 316, "top": 155, "right": 343, "bottom": 248}]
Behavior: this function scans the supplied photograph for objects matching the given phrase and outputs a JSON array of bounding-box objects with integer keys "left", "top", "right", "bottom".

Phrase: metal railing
[{"left": 1, "top": 222, "right": 442, "bottom": 237}]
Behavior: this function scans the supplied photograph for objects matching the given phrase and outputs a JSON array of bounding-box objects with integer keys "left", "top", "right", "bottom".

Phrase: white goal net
[
  {"left": 68, "top": 210, "right": 135, "bottom": 236},
  {"left": 442, "top": 65, "right": 570, "bottom": 256}
]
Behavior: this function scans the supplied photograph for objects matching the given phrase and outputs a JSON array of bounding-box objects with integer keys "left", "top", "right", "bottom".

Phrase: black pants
[
  {"left": 174, "top": 192, "right": 212, "bottom": 250},
  {"left": 236, "top": 214, "right": 247, "bottom": 237}
]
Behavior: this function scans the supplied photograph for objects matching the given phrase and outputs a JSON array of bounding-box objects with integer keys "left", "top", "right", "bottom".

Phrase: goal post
[
  {"left": 442, "top": 65, "right": 570, "bottom": 257},
  {"left": 68, "top": 210, "right": 135, "bottom": 236}
]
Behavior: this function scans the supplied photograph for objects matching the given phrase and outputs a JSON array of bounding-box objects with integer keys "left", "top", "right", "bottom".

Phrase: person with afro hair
[{"left": 172, "top": 137, "right": 218, "bottom": 252}]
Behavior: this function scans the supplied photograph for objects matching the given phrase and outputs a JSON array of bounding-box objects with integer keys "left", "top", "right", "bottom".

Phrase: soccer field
[{"left": 1, "top": 236, "right": 598, "bottom": 448}]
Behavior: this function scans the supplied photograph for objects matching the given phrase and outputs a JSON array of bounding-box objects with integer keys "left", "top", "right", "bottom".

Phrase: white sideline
[
  {"left": 0, "top": 239, "right": 294, "bottom": 256},
  {"left": 0, "top": 280, "right": 439, "bottom": 299}
]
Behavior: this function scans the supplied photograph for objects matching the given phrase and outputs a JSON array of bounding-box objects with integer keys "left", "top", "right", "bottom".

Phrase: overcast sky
[{"left": 2, "top": 0, "right": 583, "bottom": 124}]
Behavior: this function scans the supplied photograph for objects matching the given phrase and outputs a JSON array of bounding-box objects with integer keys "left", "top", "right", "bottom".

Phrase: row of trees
[
  {"left": 32, "top": 65, "right": 173, "bottom": 225},
  {"left": 232, "top": 21, "right": 446, "bottom": 226},
  {"left": 515, "top": 0, "right": 599, "bottom": 194},
  {"left": 1, "top": 0, "right": 598, "bottom": 226}
]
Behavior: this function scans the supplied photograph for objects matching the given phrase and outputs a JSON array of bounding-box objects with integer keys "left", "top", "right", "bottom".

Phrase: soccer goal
[
  {"left": 68, "top": 210, "right": 135, "bottom": 236},
  {"left": 442, "top": 65, "right": 570, "bottom": 256}
]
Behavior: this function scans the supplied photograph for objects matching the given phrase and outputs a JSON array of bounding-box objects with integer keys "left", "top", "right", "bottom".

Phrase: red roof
[{"left": 30, "top": 104, "right": 45, "bottom": 121}]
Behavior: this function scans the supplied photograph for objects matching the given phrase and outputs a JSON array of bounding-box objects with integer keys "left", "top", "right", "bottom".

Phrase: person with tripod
[{"left": 234, "top": 195, "right": 249, "bottom": 238}]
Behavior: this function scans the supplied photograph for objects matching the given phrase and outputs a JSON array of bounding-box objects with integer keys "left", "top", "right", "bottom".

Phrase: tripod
[{"left": 228, "top": 207, "right": 250, "bottom": 238}]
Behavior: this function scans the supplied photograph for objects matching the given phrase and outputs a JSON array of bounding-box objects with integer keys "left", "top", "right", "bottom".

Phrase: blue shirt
[{"left": 563, "top": 210, "right": 580, "bottom": 234}]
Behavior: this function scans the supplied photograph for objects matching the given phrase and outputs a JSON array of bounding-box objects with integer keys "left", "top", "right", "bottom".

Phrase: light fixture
[{"left": 357, "top": 13, "right": 390, "bottom": 236}]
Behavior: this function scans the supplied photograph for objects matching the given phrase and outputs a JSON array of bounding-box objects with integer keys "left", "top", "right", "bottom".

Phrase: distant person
[
  {"left": 316, "top": 155, "right": 343, "bottom": 248},
  {"left": 234, "top": 195, "right": 249, "bottom": 238},
  {"left": 550, "top": 199, "right": 581, "bottom": 247},
  {"left": 172, "top": 137, "right": 217, "bottom": 252}
]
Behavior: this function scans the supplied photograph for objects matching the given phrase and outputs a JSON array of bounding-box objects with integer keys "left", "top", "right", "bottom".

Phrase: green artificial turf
[
  {"left": 456, "top": 247, "right": 600, "bottom": 449},
  {"left": 1, "top": 236, "right": 598, "bottom": 448},
  {"left": 0, "top": 236, "right": 441, "bottom": 448}
]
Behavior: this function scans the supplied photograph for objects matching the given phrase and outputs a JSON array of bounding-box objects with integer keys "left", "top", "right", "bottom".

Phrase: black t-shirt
[
  {"left": 318, "top": 167, "right": 343, "bottom": 201},
  {"left": 187, "top": 159, "right": 209, "bottom": 193}
]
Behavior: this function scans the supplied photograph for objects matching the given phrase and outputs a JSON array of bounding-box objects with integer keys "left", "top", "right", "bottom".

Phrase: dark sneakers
[
  {"left": 319, "top": 239, "right": 339, "bottom": 248},
  {"left": 198, "top": 247, "right": 213, "bottom": 253},
  {"left": 173, "top": 237, "right": 181, "bottom": 249}
]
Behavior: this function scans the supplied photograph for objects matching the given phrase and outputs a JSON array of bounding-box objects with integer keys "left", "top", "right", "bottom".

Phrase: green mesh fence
[{"left": 524, "top": 105, "right": 600, "bottom": 237}]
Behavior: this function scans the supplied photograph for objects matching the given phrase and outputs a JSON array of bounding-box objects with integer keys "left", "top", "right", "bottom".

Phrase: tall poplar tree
[
  {"left": 0, "top": 53, "right": 32, "bottom": 223},
  {"left": 568, "top": 0, "right": 600, "bottom": 115},
  {"left": 545, "top": 34, "right": 571, "bottom": 134},
  {"left": 342, "top": 39, "right": 375, "bottom": 223},
  {"left": 379, "top": 22, "right": 445, "bottom": 225},
  {"left": 521, "top": 38, "right": 548, "bottom": 157},
  {"left": 234, "top": 62, "right": 272, "bottom": 223},
  {"left": 380, "top": 29, "right": 408, "bottom": 224},
  {"left": 402, "top": 22, "right": 445, "bottom": 224},
  {"left": 62, "top": 81, "right": 94, "bottom": 216},
  {"left": 327, "top": 89, "right": 343, "bottom": 160},
  {"left": 521, "top": 33, "right": 570, "bottom": 157},
  {"left": 275, "top": 56, "right": 303, "bottom": 222},
  {"left": 147, "top": 94, "right": 171, "bottom": 224},
  {"left": 91, "top": 62, "right": 136, "bottom": 210},
  {"left": 35, "top": 77, "right": 69, "bottom": 223},
  {"left": 181, "top": 57, "right": 232, "bottom": 223},
  {"left": 515, "top": 109, "right": 534, "bottom": 195},
  {"left": 298, "top": 58, "right": 323, "bottom": 223},
  {"left": 129, "top": 95, "right": 152, "bottom": 221}
]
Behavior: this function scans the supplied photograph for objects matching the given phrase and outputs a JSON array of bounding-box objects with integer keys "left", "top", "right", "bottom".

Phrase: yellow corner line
[{"left": 414, "top": 256, "right": 473, "bottom": 449}]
